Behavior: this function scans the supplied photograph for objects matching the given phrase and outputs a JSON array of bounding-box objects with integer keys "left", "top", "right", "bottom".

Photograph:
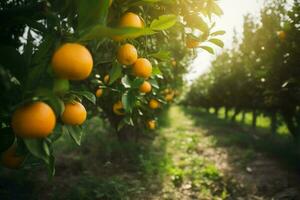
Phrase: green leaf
[
  {"left": 122, "top": 91, "right": 136, "bottom": 113},
  {"left": 71, "top": 91, "right": 96, "bottom": 104},
  {"left": 0, "top": 127, "right": 15, "bottom": 153},
  {"left": 109, "top": 63, "right": 123, "bottom": 85},
  {"left": 24, "top": 139, "right": 51, "bottom": 164},
  {"left": 210, "top": 1, "right": 223, "bottom": 16},
  {"left": 77, "top": 0, "right": 110, "bottom": 30},
  {"left": 150, "top": 50, "right": 171, "bottom": 60},
  {"left": 150, "top": 15, "right": 177, "bottom": 31},
  {"left": 210, "top": 30, "right": 226, "bottom": 36},
  {"left": 152, "top": 66, "right": 162, "bottom": 75},
  {"left": 185, "top": 14, "right": 209, "bottom": 33},
  {"left": 47, "top": 155, "right": 55, "bottom": 178},
  {"left": 79, "top": 26, "right": 155, "bottom": 41},
  {"left": 199, "top": 46, "right": 214, "bottom": 54},
  {"left": 121, "top": 75, "right": 131, "bottom": 88},
  {"left": 208, "top": 38, "right": 224, "bottom": 48},
  {"left": 64, "top": 125, "right": 83, "bottom": 146},
  {"left": 132, "top": 78, "right": 144, "bottom": 88}
]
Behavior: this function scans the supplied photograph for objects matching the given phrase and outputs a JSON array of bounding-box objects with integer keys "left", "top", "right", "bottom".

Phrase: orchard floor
[{"left": 1, "top": 106, "right": 300, "bottom": 200}]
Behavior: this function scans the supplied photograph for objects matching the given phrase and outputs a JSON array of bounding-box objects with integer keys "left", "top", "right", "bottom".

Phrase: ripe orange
[
  {"left": 186, "top": 38, "right": 199, "bottom": 48},
  {"left": 119, "top": 12, "right": 143, "bottom": 28},
  {"left": 139, "top": 81, "right": 152, "bottom": 93},
  {"left": 117, "top": 44, "right": 138, "bottom": 65},
  {"left": 96, "top": 88, "right": 103, "bottom": 97},
  {"left": 51, "top": 43, "right": 93, "bottom": 80},
  {"left": 149, "top": 99, "right": 160, "bottom": 109},
  {"left": 12, "top": 101, "right": 56, "bottom": 138},
  {"left": 113, "top": 101, "right": 125, "bottom": 115},
  {"left": 147, "top": 120, "right": 156, "bottom": 130},
  {"left": 1, "top": 144, "right": 24, "bottom": 169},
  {"left": 165, "top": 93, "right": 174, "bottom": 101},
  {"left": 132, "top": 58, "right": 152, "bottom": 78},
  {"left": 277, "top": 31, "right": 286, "bottom": 41},
  {"left": 104, "top": 75, "right": 110, "bottom": 84},
  {"left": 62, "top": 102, "right": 87, "bottom": 125}
]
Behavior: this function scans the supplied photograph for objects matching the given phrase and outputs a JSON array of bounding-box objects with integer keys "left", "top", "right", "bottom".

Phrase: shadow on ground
[
  {"left": 0, "top": 111, "right": 170, "bottom": 200},
  {"left": 182, "top": 106, "right": 300, "bottom": 199}
]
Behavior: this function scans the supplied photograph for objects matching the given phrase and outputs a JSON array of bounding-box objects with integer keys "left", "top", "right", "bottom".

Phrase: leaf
[
  {"left": 122, "top": 91, "right": 136, "bottom": 113},
  {"left": 24, "top": 139, "right": 50, "bottom": 164},
  {"left": 199, "top": 46, "right": 214, "bottom": 54},
  {"left": 64, "top": 125, "right": 83, "bottom": 146},
  {"left": 208, "top": 38, "right": 224, "bottom": 48},
  {"left": 150, "top": 50, "right": 171, "bottom": 60},
  {"left": 72, "top": 91, "right": 96, "bottom": 104},
  {"left": 121, "top": 75, "right": 131, "bottom": 88},
  {"left": 210, "top": 30, "right": 226, "bottom": 36},
  {"left": 77, "top": 0, "right": 110, "bottom": 30},
  {"left": 79, "top": 26, "right": 155, "bottom": 41},
  {"left": 0, "top": 127, "right": 15, "bottom": 153},
  {"left": 210, "top": 1, "right": 223, "bottom": 16},
  {"left": 152, "top": 66, "right": 162, "bottom": 75},
  {"left": 185, "top": 14, "right": 209, "bottom": 33},
  {"left": 109, "top": 63, "right": 123, "bottom": 85},
  {"left": 132, "top": 78, "right": 144, "bottom": 88},
  {"left": 150, "top": 15, "right": 177, "bottom": 31},
  {"left": 47, "top": 155, "right": 55, "bottom": 178}
]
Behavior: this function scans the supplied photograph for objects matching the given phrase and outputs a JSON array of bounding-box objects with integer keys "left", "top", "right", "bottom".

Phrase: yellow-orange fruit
[
  {"left": 113, "top": 101, "right": 125, "bottom": 115},
  {"left": 96, "top": 88, "right": 103, "bottom": 97},
  {"left": 147, "top": 120, "right": 156, "bottom": 130},
  {"left": 12, "top": 102, "right": 56, "bottom": 138},
  {"left": 104, "top": 75, "right": 110, "bottom": 84},
  {"left": 149, "top": 99, "right": 160, "bottom": 109},
  {"left": 139, "top": 81, "right": 152, "bottom": 93},
  {"left": 62, "top": 102, "right": 87, "bottom": 125},
  {"left": 165, "top": 93, "right": 174, "bottom": 101},
  {"left": 51, "top": 43, "right": 93, "bottom": 80},
  {"left": 1, "top": 144, "right": 24, "bottom": 169},
  {"left": 277, "top": 31, "right": 286, "bottom": 41},
  {"left": 186, "top": 38, "right": 199, "bottom": 48},
  {"left": 119, "top": 12, "right": 143, "bottom": 28},
  {"left": 117, "top": 44, "right": 138, "bottom": 65},
  {"left": 132, "top": 58, "right": 152, "bottom": 78},
  {"left": 109, "top": 0, "right": 113, "bottom": 6}
]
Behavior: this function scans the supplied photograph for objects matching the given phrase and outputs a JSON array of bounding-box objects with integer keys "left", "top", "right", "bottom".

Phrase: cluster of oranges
[{"left": 1, "top": 43, "right": 93, "bottom": 169}]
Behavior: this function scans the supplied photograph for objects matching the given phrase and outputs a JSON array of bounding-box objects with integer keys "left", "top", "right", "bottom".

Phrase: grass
[
  {"left": 1, "top": 106, "right": 299, "bottom": 199},
  {"left": 208, "top": 107, "right": 289, "bottom": 135},
  {"left": 184, "top": 106, "right": 300, "bottom": 171}
]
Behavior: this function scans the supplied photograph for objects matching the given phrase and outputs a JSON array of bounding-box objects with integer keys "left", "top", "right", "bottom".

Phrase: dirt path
[{"left": 150, "top": 106, "right": 300, "bottom": 200}]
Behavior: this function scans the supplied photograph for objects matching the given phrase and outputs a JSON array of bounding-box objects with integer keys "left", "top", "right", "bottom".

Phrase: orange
[
  {"left": 172, "top": 60, "right": 177, "bottom": 67},
  {"left": 165, "top": 93, "right": 174, "bottom": 101},
  {"left": 104, "top": 75, "right": 110, "bottom": 84},
  {"left": 277, "top": 31, "right": 286, "bottom": 41},
  {"left": 1, "top": 144, "right": 24, "bottom": 169},
  {"left": 96, "top": 88, "right": 103, "bottom": 97},
  {"left": 186, "top": 38, "right": 199, "bottom": 48},
  {"left": 51, "top": 43, "right": 93, "bottom": 80},
  {"left": 139, "top": 81, "right": 152, "bottom": 93},
  {"left": 12, "top": 102, "right": 56, "bottom": 138},
  {"left": 149, "top": 99, "right": 160, "bottom": 109},
  {"left": 132, "top": 58, "right": 152, "bottom": 78},
  {"left": 109, "top": 0, "right": 113, "bottom": 6},
  {"left": 113, "top": 101, "right": 125, "bottom": 115},
  {"left": 119, "top": 12, "right": 143, "bottom": 28},
  {"left": 62, "top": 102, "right": 87, "bottom": 125},
  {"left": 117, "top": 44, "right": 138, "bottom": 65},
  {"left": 147, "top": 120, "right": 156, "bottom": 130}
]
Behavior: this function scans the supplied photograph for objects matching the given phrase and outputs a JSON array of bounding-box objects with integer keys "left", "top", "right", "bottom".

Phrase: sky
[{"left": 186, "top": 0, "right": 265, "bottom": 82}]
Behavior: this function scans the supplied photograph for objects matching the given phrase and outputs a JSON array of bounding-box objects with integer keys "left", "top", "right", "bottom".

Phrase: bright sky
[{"left": 186, "top": 0, "right": 264, "bottom": 82}]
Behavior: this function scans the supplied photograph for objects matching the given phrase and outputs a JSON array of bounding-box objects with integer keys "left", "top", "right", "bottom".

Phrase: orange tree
[{"left": 0, "top": 0, "right": 223, "bottom": 175}]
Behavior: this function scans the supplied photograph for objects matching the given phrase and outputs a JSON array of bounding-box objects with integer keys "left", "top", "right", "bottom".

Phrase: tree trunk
[
  {"left": 214, "top": 107, "right": 219, "bottom": 116},
  {"left": 282, "top": 113, "right": 299, "bottom": 142},
  {"left": 270, "top": 111, "right": 277, "bottom": 135},
  {"left": 241, "top": 111, "right": 246, "bottom": 123},
  {"left": 252, "top": 110, "right": 257, "bottom": 129},
  {"left": 225, "top": 107, "right": 229, "bottom": 120},
  {"left": 231, "top": 108, "right": 240, "bottom": 122}
]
